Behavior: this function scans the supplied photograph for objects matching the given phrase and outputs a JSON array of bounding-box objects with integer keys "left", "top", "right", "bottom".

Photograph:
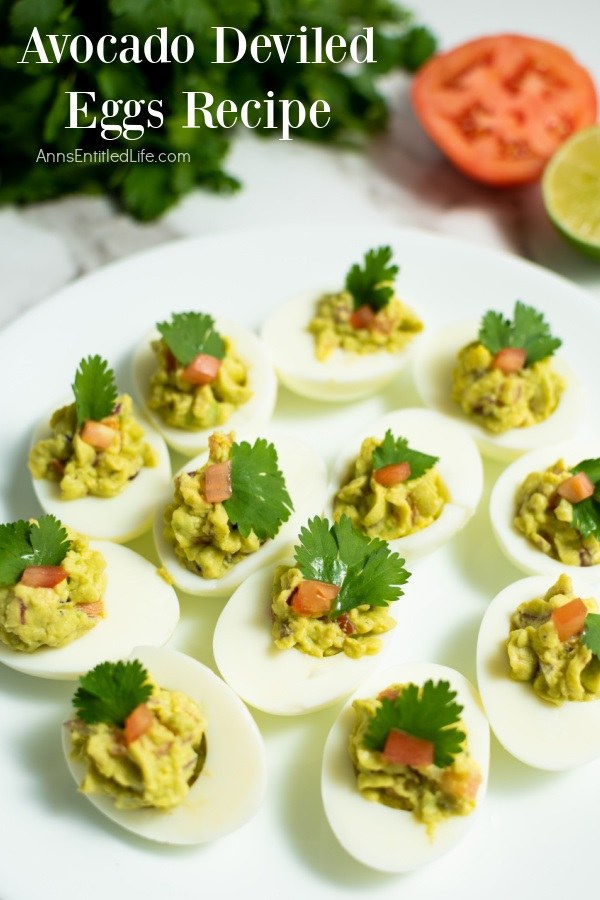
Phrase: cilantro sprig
[
  {"left": 157, "top": 312, "right": 225, "bottom": 367},
  {"left": 72, "top": 660, "right": 153, "bottom": 727},
  {"left": 478, "top": 301, "right": 561, "bottom": 365},
  {"left": 372, "top": 430, "right": 438, "bottom": 479},
  {"left": 363, "top": 680, "right": 465, "bottom": 768},
  {"left": 568, "top": 459, "right": 600, "bottom": 541},
  {"left": 72, "top": 355, "right": 118, "bottom": 427},
  {"left": 582, "top": 614, "right": 600, "bottom": 659},
  {"left": 345, "top": 246, "right": 399, "bottom": 312},
  {"left": 223, "top": 438, "right": 293, "bottom": 541},
  {"left": 294, "top": 516, "right": 410, "bottom": 618},
  {"left": 0, "top": 515, "right": 70, "bottom": 586}
]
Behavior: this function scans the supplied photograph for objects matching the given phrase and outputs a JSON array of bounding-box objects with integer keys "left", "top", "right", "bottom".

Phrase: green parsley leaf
[
  {"left": 572, "top": 458, "right": 600, "bottom": 485},
  {"left": 371, "top": 430, "right": 438, "bottom": 479},
  {"left": 344, "top": 246, "right": 399, "bottom": 311},
  {"left": 294, "top": 515, "right": 410, "bottom": 618},
  {"left": 72, "top": 355, "right": 118, "bottom": 427},
  {"left": 156, "top": 312, "right": 225, "bottom": 367},
  {"left": 479, "top": 301, "right": 561, "bottom": 365},
  {"left": 363, "top": 680, "right": 465, "bottom": 768},
  {"left": 582, "top": 613, "right": 600, "bottom": 659},
  {"left": 72, "top": 659, "right": 153, "bottom": 727},
  {"left": 0, "top": 515, "right": 70, "bottom": 586},
  {"left": 223, "top": 438, "right": 293, "bottom": 541}
]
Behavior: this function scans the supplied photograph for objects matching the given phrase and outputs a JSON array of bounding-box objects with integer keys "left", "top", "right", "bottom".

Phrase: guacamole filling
[
  {"left": 28, "top": 394, "right": 157, "bottom": 500},
  {"left": 164, "top": 432, "right": 261, "bottom": 580},
  {"left": 270, "top": 565, "right": 395, "bottom": 659},
  {"left": 506, "top": 574, "right": 600, "bottom": 705},
  {"left": 148, "top": 337, "right": 251, "bottom": 430},
  {"left": 0, "top": 529, "right": 105, "bottom": 651},
  {"left": 70, "top": 683, "right": 206, "bottom": 810},
  {"left": 514, "top": 460, "right": 600, "bottom": 567},
  {"left": 349, "top": 685, "right": 480, "bottom": 836},
  {"left": 451, "top": 342, "right": 564, "bottom": 434},
  {"left": 333, "top": 436, "right": 448, "bottom": 541},
  {"left": 308, "top": 293, "right": 423, "bottom": 362}
]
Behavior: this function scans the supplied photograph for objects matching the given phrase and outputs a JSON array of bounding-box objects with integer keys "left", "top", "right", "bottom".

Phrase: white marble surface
[{"left": 1, "top": 0, "right": 600, "bottom": 328}]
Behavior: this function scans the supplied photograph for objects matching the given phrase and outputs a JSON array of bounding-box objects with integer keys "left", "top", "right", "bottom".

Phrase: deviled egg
[
  {"left": 477, "top": 573, "right": 600, "bottom": 769},
  {"left": 132, "top": 311, "right": 277, "bottom": 456},
  {"left": 321, "top": 662, "right": 489, "bottom": 872},
  {"left": 261, "top": 246, "right": 423, "bottom": 402},
  {"left": 62, "top": 645, "right": 267, "bottom": 843},
  {"left": 324, "top": 408, "right": 483, "bottom": 561}
]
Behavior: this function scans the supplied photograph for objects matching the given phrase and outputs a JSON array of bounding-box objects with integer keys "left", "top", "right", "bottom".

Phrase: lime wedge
[{"left": 542, "top": 125, "right": 600, "bottom": 260}]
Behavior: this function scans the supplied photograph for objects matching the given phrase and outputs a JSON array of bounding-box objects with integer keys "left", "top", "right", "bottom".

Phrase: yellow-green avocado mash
[
  {"left": 0, "top": 528, "right": 105, "bottom": 651},
  {"left": 308, "top": 293, "right": 422, "bottom": 361},
  {"left": 148, "top": 336, "right": 251, "bottom": 430},
  {"left": 349, "top": 685, "right": 481, "bottom": 836},
  {"left": 514, "top": 459, "right": 600, "bottom": 567},
  {"left": 333, "top": 436, "right": 448, "bottom": 541},
  {"left": 164, "top": 432, "right": 261, "bottom": 580},
  {"left": 28, "top": 394, "right": 156, "bottom": 499},
  {"left": 507, "top": 574, "right": 600, "bottom": 705},
  {"left": 70, "top": 682, "right": 206, "bottom": 810},
  {"left": 451, "top": 342, "right": 564, "bottom": 434},
  {"left": 271, "top": 565, "right": 395, "bottom": 658}
]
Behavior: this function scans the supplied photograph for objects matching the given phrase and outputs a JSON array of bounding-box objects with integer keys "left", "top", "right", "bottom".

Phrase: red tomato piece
[
  {"left": 124, "top": 703, "right": 154, "bottom": 746},
  {"left": 491, "top": 347, "right": 527, "bottom": 373},
  {"left": 80, "top": 420, "right": 117, "bottom": 450},
  {"left": 374, "top": 462, "right": 411, "bottom": 486},
  {"left": 382, "top": 729, "right": 434, "bottom": 767},
  {"left": 77, "top": 600, "right": 104, "bottom": 618},
  {"left": 290, "top": 580, "right": 340, "bottom": 617},
  {"left": 411, "top": 34, "right": 598, "bottom": 186},
  {"left": 203, "top": 461, "right": 232, "bottom": 503},
  {"left": 556, "top": 472, "right": 595, "bottom": 504},
  {"left": 551, "top": 598, "right": 588, "bottom": 641},
  {"left": 20, "top": 565, "right": 68, "bottom": 588},
  {"left": 349, "top": 305, "right": 376, "bottom": 330},
  {"left": 440, "top": 767, "right": 482, "bottom": 801},
  {"left": 181, "top": 353, "right": 221, "bottom": 385}
]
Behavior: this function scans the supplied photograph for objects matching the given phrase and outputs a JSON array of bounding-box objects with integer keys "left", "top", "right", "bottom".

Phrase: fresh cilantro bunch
[
  {"left": 372, "top": 430, "right": 438, "bottom": 477},
  {"left": 0, "top": 515, "right": 70, "bottom": 586},
  {"left": 72, "top": 659, "right": 152, "bottom": 726},
  {"left": 478, "top": 301, "right": 561, "bottom": 365},
  {"left": 157, "top": 312, "right": 225, "bottom": 366},
  {"left": 294, "top": 515, "right": 409, "bottom": 617},
  {"left": 72, "top": 355, "right": 118, "bottom": 426},
  {"left": 582, "top": 613, "right": 600, "bottom": 658},
  {"left": 363, "top": 679, "right": 465, "bottom": 767},
  {"left": 570, "top": 458, "right": 600, "bottom": 541},
  {"left": 223, "top": 438, "right": 293, "bottom": 541},
  {"left": 345, "top": 246, "right": 399, "bottom": 311}
]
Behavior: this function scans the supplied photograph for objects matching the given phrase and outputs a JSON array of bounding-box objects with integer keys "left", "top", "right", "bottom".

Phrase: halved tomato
[{"left": 411, "top": 34, "right": 598, "bottom": 186}]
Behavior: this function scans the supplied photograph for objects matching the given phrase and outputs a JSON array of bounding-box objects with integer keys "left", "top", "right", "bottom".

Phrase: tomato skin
[
  {"left": 381, "top": 729, "right": 434, "bottom": 767},
  {"left": 20, "top": 565, "right": 68, "bottom": 588},
  {"left": 551, "top": 598, "right": 587, "bottom": 641},
  {"left": 124, "top": 703, "right": 154, "bottom": 746},
  {"left": 411, "top": 34, "right": 598, "bottom": 186},
  {"left": 290, "top": 580, "right": 340, "bottom": 617},
  {"left": 556, "top": 473, "right": 594, "bottom": 504}
]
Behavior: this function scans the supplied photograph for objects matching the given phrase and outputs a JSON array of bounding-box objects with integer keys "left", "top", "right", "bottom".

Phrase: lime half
[{"left": 542, "top": 125, "right": 600, "bottom": 260}]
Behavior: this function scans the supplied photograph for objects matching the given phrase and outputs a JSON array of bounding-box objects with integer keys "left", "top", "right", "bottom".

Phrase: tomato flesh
[
  {"left": 80, "top": 420, "right": 117, "bottom": 450},
  {"left": 374, "top": 462, "right": 411, "bottom": 486},
  {"left": 203, "top": 461, "right": 232, "bottom": 503},
  {"left": 290, "top": 580, "right": 340, "bottom": 617},
  {"left": 181, "top": 353, "right": 221, "bottom": 385},
  {"left": 491, "top": 347, "right": 527, "bottom": 374},
  {"left": 20, "top": 565, "right": 68, "bottom": 588},
  {"left": 124, "top": 703, "right": 154, "bottom": 746},
  {"left": 556, "top": 472, "right": 594, "bottom": 504},
  {"left": 382, "top": 729, "right": 434, "bottom": 767},
  {"left": 411, "top": 34, "right": 598, "bottom": 186},
  {"left": 551, "top": 598, "right": 588, "bottom": 641}
]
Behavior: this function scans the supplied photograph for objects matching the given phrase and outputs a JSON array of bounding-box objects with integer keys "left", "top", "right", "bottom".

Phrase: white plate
[{"left": 1, "top": 225, "right": 599, "bottom": 900}]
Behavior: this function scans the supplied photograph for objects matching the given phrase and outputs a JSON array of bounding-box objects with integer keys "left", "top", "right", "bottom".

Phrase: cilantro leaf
[
  {"left": 0, "top": 515, "right": 70, "bottom": 586},
  {"left": 573, "top": 458, "right": 600, "bottom": 485},
  {"left": 294, "top": 515, "right": 409, "bottom": 617},
  {"left": 223, "top": 438, "right": 293, "bottom": 541},
  {"left": 478, "top": 301, "right": 561, "bottom": 365},
  {"left": 72, "top": 355, "right": 118, "bottom": 427},
  {"left": 72, "top": 659, "right": 153, "bottom": 727},
  {"left": 363, "top": 680, "right": 465, "bottom": 768},
  {"left": 157, "top": 312, "right": 225, "bottom": 367},
  {"left": 371, "top": 430, "right": 438, "bottom": 479},
  {"left": 582, "top": 613, "right": 600, "bottom": 659},
  {"left": 571, "top": 498, "right": 600, "bottom": 541},
  {"left": 344, "top": 246, "right": 399, "bottom": 311}
]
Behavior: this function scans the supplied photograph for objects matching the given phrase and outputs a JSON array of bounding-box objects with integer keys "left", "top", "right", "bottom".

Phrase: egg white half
[
  {"left": 213, "top": 562, "right": 402, "bottom": 715},
  {"left": 30, "top": 403, "right": 171, "bottom": 543},
  {"left": 153, "top": 430, "right": 328, "bottom": 597},
  {"left": 413, "top": 322, "right": 583, "bottom": 461},
  {"left": 132, "top": 318, "right": 278, "bottom": 456},
  {"left": 62, "top": 644, "right": 267, "bottom": 844},
  {"left": 324, "top": 408, "right": 483, "bottom": 561},
  {"left": 321, "top": 662, "right": 489, "bottom": 872},
  {"left": 490, "top": 438, "right": 600, "bottom": 579},
  {"left": 476, "top": 573, "right": 600, "bottom": 770},
  {"left": 260, "top": 290, "right": 422, "bottom": 402},
  {"left": 0, "top": 543, "right": 179, "bottom": 680}
]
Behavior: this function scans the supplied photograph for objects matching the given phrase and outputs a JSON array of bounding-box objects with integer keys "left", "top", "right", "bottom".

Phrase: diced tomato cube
[
  {"left": 374, "top": 462, "right": 411, "bottom": 486},
  {"left": 290, "top": 580, "right": 340, "bottom": 617},
  {"left": 556, "top": 472, "right": 595, "bottom": 504},
  {"left": 123, "top": 703, "right": 154, "bottom": 746},
  {"left": 349, "top": 305, "right": 376, "bottom": 330},
  {"left": 77, "top": 600, "right": 104, "bottom": 618},
  {"left": 382, "top": 729, "right": 434, "bottom": 767},
  {"left": 491, "top": 347, "right": 527, "bottom": 373},
  {"left": 181, "top": 353, "right": 221, "bottom": 385},
  {"left": 551, "top": 598, "right": 588, "bottom": 641},
  {"left": 20, "top": 565, "right": 68, "bottom": 588},
  {"left": 203, "top": 461, "right": 232, "bottom": 503},
  {"left": 440, "top": 767, "right": 482, "bottom": 801},
  {"left": 80, "top": 420, "right": 117, "bottom": 450}
]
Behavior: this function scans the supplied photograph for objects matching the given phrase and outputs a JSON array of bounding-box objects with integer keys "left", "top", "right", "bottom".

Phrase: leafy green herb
[
  {"left": 157, "top": 312, "right": 225, "bottom": 366},
  {"left": 363, "top": 679, "right": 465, "bottom": 768},
  {"left": 72, "top": 355, "right": 118, "bottom": 427},
  {"left": 0, "top": 515, "right": 70, "bottom": 586},
  {"left": 569, "top": 458, "right": 600, "bottom": 541},
  {"left": 223, "top": 438, "right": 293, "bottom": 541},
  {"left": 478, "top": 301, "right": 561, "bottom": 365},
  {"left": 72, "top": 659, "right": 152, "bottom": 727},
  {"left": 371, "top": 430, "right": 438, "bottom": 478},
  {"left": 582, "top": 613, "right": 600, "bottom": 659},
  {"left": 294, "top": 515, "right": 409, "bottom": 618},
  {"left": 345, "top": 246, "right": 399, "bottom": 311}
]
